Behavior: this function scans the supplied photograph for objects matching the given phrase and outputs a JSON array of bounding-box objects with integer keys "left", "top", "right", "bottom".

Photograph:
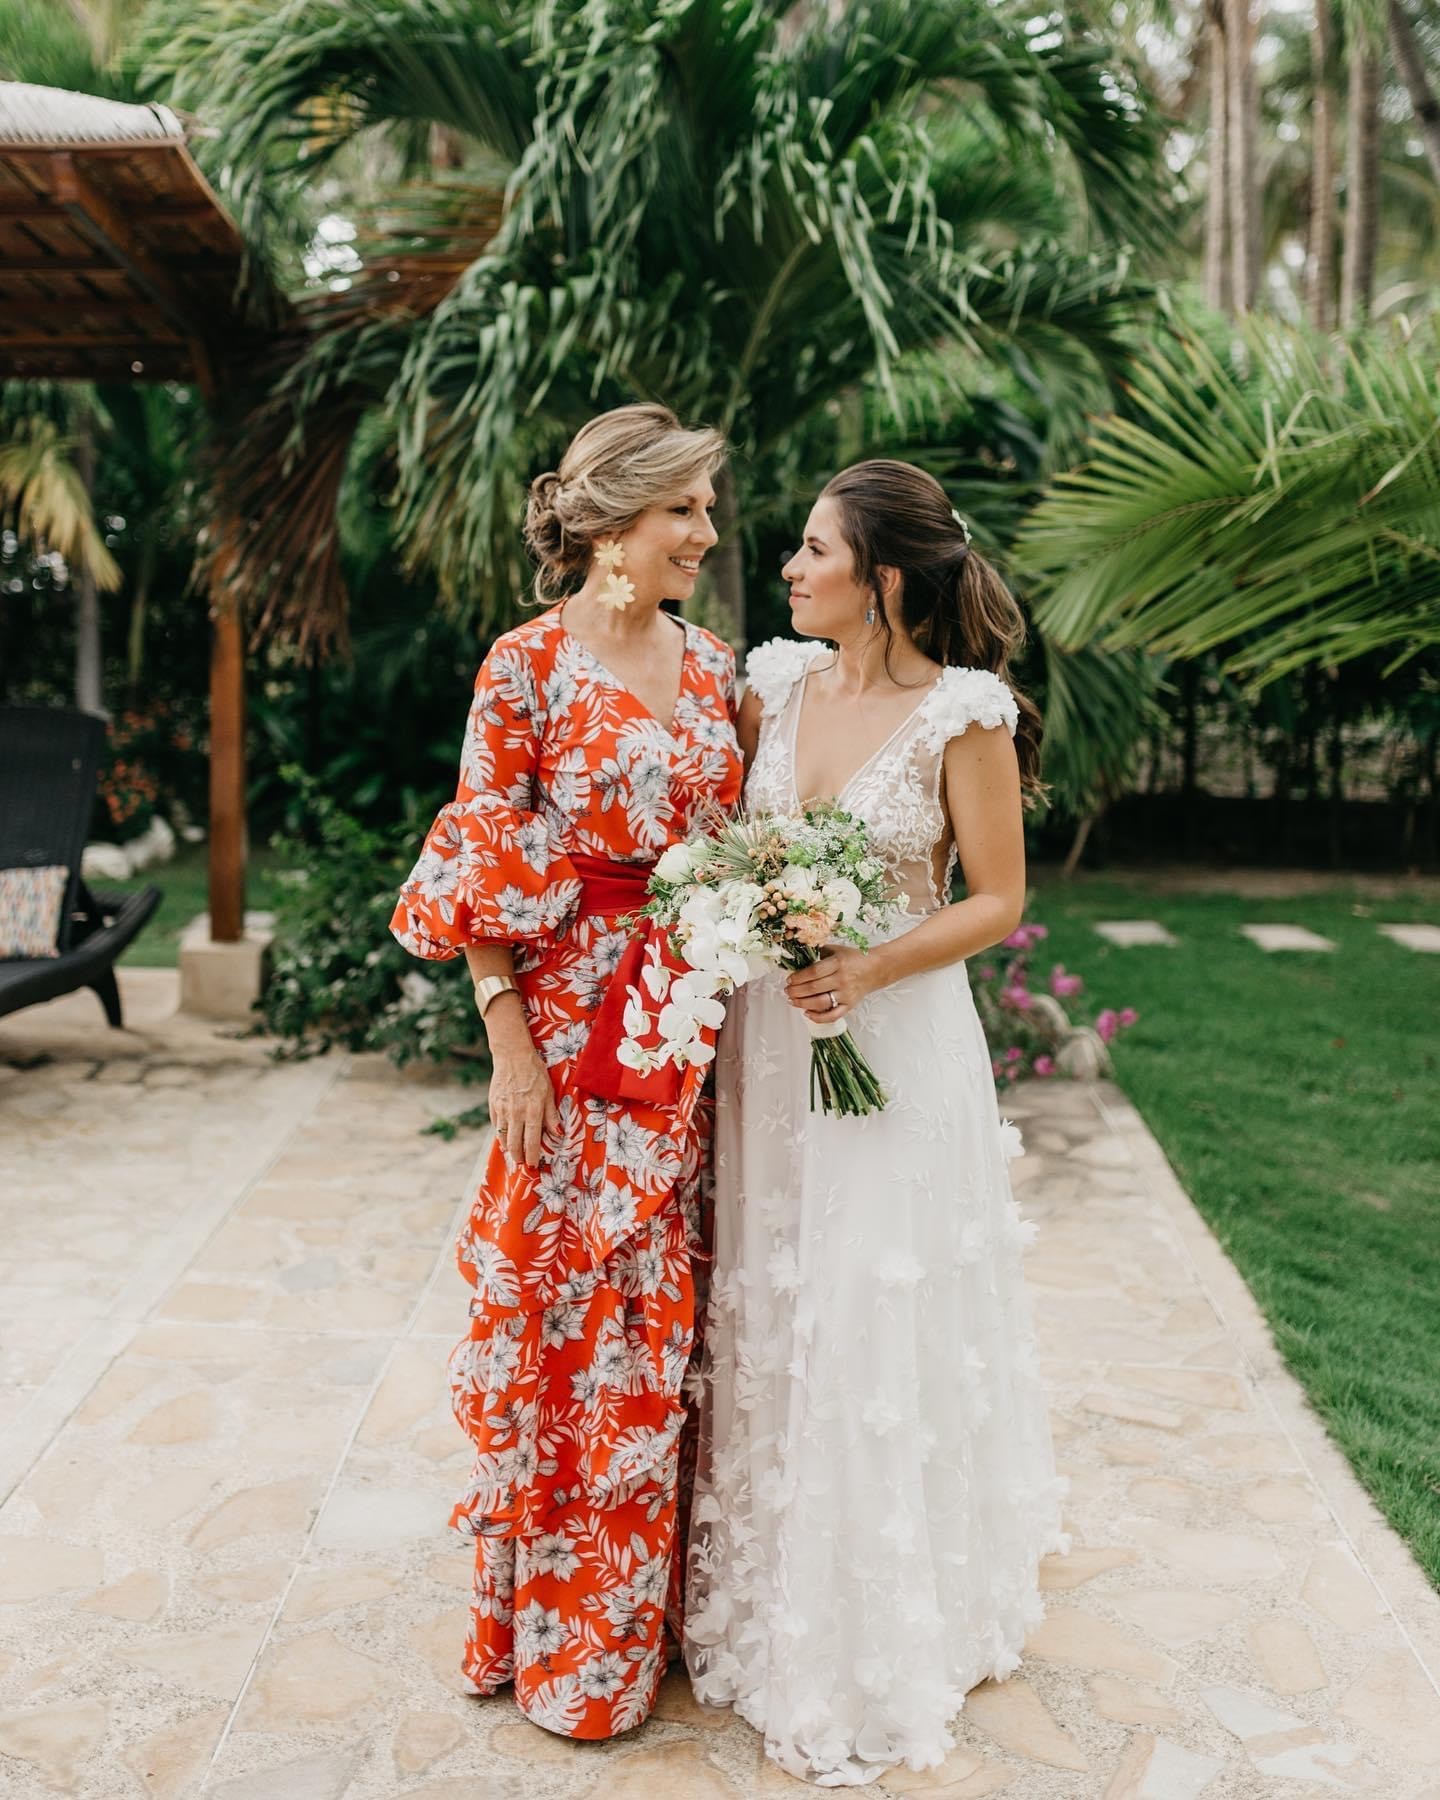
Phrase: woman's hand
[
  {"left": 488, "top": 1042, "right": 559, "bottom": 1168},
  {"left": 784, "top": 943, "right": 889, "bottom": 1024}
]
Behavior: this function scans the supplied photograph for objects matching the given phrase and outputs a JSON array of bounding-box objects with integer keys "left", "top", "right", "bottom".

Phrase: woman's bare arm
[
  {"left": 784, "top": 725, "right": 1025, "bottom": 1018},
  {"left": 464, "top": 944, "right": 558, "bottom": 1167}
]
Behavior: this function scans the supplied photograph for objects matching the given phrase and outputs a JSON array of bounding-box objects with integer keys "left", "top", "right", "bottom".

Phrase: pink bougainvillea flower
[
  {"left": 1005, "top": 1046, "right": 1023, "bottom": 1063},
  {"left": 1118, "top": 1007, "right": 1139, "bottom": 1028},
  {"left": 1033, "top": 1054, "right": 1056, "bottom": 1077},
  {"left": 1049, "top": 964, "right": 1084, "bottom": 1000},
  {"left": 978, "top": 964, "right": 996, "bottom": 982},
  {"left": 1001, "top": 985, "right": 1033, "bottom": 1011},
  {"left": 1095, "top": 1008, "right": 1120, "bottom": 1043}
]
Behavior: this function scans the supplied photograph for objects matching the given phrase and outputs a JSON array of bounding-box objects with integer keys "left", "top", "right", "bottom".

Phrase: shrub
[
  {"left": 259, "top": 770, "right": 487, "bottom": 1081},
  {"left": 971, "top": 920, "right": 1138, "bottom": 1087}
]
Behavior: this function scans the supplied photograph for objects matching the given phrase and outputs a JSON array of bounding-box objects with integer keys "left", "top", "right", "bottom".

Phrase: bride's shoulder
[
  {"left": 918, "top": 665, "right": 1019, "bottom": 750},
  {"left": 742, "top": 636, "right": 828, "bottom": 716}
]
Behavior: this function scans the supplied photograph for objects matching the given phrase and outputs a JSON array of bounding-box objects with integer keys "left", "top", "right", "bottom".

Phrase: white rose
[
  {"left": 779, "top": 864, "right": 817, "bottom": 897},
  {"left": 823, "top": 876, "right": 862, "bottom": 924},
  {"left": 655, "top": 840, "right": 701, "bottom": 883}
]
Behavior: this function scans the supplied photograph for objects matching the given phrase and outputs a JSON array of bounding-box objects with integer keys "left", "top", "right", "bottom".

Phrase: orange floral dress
[{"left": 391, "top": 605, "right": 742, "bottom": 1739}]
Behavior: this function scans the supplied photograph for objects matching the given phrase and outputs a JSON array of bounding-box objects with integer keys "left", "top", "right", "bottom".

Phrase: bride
[{"left": 684, "top": 459, "right": 1068, "bottom": 1787}]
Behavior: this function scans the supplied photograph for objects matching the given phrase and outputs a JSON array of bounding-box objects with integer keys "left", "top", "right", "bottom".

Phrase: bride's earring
[
  {"left": 594, "top": 538, "right": 635, "bottom": 611},
  {"left": 864, "top": 603, "right": 876, "bottom": 625}
]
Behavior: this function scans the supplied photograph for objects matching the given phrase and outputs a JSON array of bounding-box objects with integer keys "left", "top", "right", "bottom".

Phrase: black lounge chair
[{"left": 0, "top": 705, "right": 161, "bottom": 1027}]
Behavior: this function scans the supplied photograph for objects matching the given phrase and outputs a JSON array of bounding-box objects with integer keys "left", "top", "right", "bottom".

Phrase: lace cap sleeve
[
  {"left": 918, "top": 666, "right": 1019, "bottom": 752},
  {"left": 743, "top": 637, "right": 826, "bottom": 718}
]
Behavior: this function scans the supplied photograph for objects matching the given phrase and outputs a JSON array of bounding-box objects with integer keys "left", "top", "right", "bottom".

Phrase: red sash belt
[{"left": 571, "top": 852, "right": 697, "bottom": 1107}]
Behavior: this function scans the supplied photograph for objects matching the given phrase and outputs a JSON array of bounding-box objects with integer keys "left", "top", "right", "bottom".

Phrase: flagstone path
[
  {"left": 1092, "top": 916, "right": 1440, "bottom": 954},
  {"left": 2, "top": 973, "right": 1438, "bottom": 1799}
]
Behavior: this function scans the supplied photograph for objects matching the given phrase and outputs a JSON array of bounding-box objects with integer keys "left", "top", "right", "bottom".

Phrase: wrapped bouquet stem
[{"left": 615, "top": 803, "right": 905, "bottom": 1117}]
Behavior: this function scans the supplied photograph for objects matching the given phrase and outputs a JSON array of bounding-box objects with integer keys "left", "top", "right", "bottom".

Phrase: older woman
[{"left": 391, "top": 404, "right": 743, "bottom": 1738}]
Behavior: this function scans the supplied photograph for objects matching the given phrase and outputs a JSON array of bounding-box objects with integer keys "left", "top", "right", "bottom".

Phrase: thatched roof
[{"left": 0, "top": 80, "right": 266, "bottom": 385}]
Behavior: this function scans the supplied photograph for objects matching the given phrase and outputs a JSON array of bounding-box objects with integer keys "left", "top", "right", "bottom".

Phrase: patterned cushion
[{"left": 0, "top": 865, "right": 69, "bottom": 959}]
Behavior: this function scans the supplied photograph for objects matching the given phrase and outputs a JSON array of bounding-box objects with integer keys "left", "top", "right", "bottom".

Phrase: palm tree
[
  {"left": 1013, "top": 316, "right": 1440, "bottom": 688},
  {"left": 1388, "top": 0, "right": 1440, "bottom": 182},
  {"left": 0, "top": 385, "right": 123, "bottom": 713},
  {"left": 134, "top": 0, "right": 1165, "bottom": 651},
  {"left": 1308, "top": 0, "right": 1337, "bottom": 329},
  {"left": 1341, "top": 26, "right": 1384, "bottom": 325}
]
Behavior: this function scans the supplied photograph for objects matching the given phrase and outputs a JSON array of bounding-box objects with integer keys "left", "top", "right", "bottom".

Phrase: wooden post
[
  {"left": 191, "top": 338, "right": 247, "bottom": 944},
  {"left": 208, "top": 579, "right": 246, "bottom": 942}
]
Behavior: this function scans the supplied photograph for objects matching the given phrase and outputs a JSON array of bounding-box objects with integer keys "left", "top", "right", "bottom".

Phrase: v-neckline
[
  {"left": 558, "top": 607, "right": 692, "bottom": 739},
  {"left": 788, "top": 663, "right": 942, "bottom": 809}
]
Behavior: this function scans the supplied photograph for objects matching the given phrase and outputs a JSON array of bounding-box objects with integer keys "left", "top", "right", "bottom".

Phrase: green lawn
[
  {"left": 113, "top": 846, "right": 290, "bottom": 968},
  {"left": 1030, "top": 873, "right": 1440, "bottom": 1588}
]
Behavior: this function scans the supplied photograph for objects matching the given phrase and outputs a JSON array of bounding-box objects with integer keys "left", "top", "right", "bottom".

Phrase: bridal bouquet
[{"left": 619, "top": 804, "right": 905, "bottom": 1115}]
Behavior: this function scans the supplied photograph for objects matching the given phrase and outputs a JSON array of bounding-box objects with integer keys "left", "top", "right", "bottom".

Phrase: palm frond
[{"left": 1018, "top": 317, "right": 1440, "bottom": 685}]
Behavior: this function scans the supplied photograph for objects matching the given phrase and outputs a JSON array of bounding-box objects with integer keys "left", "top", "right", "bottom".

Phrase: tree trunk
[
  {"left": 1204, "top": 0, "right": 1231, "bottom": 312},
  {"left": 706, "top": 462, "right": 746, "bottom": 653},
  {"left": 1340, "top": 46, "right": 1381, "bottom": 327},
  {"left": 1327, "top": 680, "right": 1344, "bottom": 866},
  {"left": 73, "top": 419, "right": 104, "bottom": 716},
  {"left": 1225, "top": 0, "right": 1259, "bottom": 312},
  {"left": 1062, "top": 810, "right": 1098, "bottom": 879},
  {"left": 125, "top": 530, "right": 158, "bottom": 704},
  {"left": 1180, "top": 662, "right": 1200, "bottom": 854},
  {"left": 1388, "top": 0, "right": 1440, "bottom": 182},
  {"left": 1309, "top": 0, "right": 1337, "bottom": 329}
]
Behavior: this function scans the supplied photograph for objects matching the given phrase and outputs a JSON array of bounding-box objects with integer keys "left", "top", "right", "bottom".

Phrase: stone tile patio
[{"left": 2, "top": 971, "right": 1438, "bottom": 1799}]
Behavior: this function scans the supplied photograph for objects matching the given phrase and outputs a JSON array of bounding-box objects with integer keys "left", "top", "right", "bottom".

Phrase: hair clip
[{"left": 950, "top": 508, "right": 972, "bottom": 546}]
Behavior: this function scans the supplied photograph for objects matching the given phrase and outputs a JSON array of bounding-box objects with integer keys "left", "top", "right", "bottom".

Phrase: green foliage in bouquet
[{"left": 260, "top": 769, "right": 487, "bottom": 1081}]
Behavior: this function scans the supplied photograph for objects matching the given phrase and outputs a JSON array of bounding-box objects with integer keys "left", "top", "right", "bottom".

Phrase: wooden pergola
[{"left": 0, "top": 79, "right": 282, "bottom": 943}]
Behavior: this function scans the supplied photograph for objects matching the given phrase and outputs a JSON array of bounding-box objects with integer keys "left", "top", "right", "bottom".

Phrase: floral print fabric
[{"left": 391, "top": 605, "right": 742, "bottom": 1736}]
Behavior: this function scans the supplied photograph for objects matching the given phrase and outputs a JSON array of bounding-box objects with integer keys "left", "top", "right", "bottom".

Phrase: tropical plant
[
  {"left": 134, "top": 0, "right": 1166, "bottom": 651},
  {"left": 1015, "top": 315, "right": 1440, "bottom": 688},
  {"left": 259, "top": 769, "right": 490, "bottom": 1073}
]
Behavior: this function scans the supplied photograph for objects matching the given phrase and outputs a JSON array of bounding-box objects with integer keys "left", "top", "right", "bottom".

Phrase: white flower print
[
  {"left": 628, "top": 1553, "right": 669, "bottom": 1610},
  {"left": 494, "top": 887, "right": 546, "bottom": 937},
  {"left": 577, "top": 1651, "right": 628, "bottom": 1700},
  {"left": 409, "top": 849, "right": 459, "bottom": 906},
  {"left": 514, "top": 816, "right": 552, "bottom": 874},
  {"left": 540, "top": 1300, "right": 586, "bottom": 1349},
  {"left": 530, "top": 1532, "right": 581, "bottom": 1580},
  {"left": 597, "top": 1181, "right": 639, "bottom": 1239},
  {"left": 542, "top": 1018, "right": 590, "bottom": 1067},
  {"left": 570, "top": 1367, "right": 602, "bottom": 1407},
  {"left": 515, "top": 1599, "right": 569, "bottom": 1659}
]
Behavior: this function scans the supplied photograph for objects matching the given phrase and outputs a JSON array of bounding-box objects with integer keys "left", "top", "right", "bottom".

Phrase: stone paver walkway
[
  {"left": 2, "top": 973, "right": 1438, "bottom": 1799},
  {"left": 1093, "top": 917, "right": 1440, "bottom": 956}
]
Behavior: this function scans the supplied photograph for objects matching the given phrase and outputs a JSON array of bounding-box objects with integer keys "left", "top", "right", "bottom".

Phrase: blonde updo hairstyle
[{"left": 524, "top": 403, "right": 728, "bottom": 601}]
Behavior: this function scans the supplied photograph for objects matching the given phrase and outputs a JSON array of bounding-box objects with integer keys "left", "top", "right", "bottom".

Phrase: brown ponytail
[{"left": 820, "top": 460, "right": 1043, "bottom": 801}]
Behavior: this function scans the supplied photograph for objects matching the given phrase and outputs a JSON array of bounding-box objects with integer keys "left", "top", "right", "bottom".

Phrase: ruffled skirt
[{"left": 684, "top": 944, "right": 1068, "bottom": 1786}]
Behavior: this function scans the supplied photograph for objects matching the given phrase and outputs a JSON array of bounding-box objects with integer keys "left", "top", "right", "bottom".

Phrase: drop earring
[
  {"left": 594, "top": 538, "right": 635, "bottom": 611},
  {"left": 864, "top": 605, "right": 876, "bottom": 625}
]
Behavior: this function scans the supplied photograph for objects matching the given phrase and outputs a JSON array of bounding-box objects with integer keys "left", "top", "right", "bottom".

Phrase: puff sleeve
[
  {"left": 917, "top": 666, "right": 1019, "bottom": 751},
  {"left": 743, "top": 636, "right": 827, "bottom": 719},
  {"left": 389, "top": 639, "right": 582, "bottom": 966}
]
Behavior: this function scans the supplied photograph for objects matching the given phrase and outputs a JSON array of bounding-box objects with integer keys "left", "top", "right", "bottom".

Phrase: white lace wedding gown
[{"left": 684, "top": 638, "right": 1069, "bottom": 1788}]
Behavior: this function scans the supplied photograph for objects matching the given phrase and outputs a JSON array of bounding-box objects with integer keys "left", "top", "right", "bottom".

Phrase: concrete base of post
[{"left": 178, "top": 911, "right": 275, "bottom": 1019}]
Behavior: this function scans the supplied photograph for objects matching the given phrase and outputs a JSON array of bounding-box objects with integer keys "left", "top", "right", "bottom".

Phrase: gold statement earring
[{"left": 594, "top": 538, "right": 635, "bottom": 611}]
